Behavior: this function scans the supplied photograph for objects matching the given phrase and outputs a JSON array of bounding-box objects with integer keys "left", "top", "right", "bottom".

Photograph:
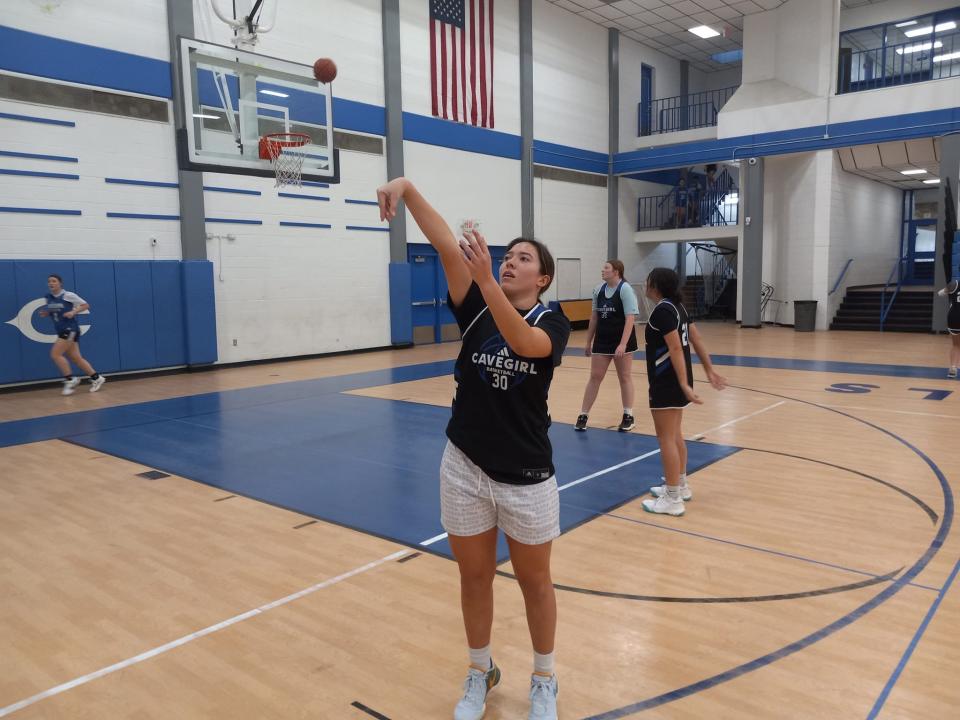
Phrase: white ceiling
[
  {"left": 837, "top": 138, "right": 943, "bottom": 190},
  {"left": 547, "top": 0, "right": 890, "bottom": 73}
]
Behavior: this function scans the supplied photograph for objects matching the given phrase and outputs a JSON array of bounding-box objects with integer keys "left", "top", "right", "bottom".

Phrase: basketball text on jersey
[{"left": 472, "top": 334, "right": 539, "bottom": 389}]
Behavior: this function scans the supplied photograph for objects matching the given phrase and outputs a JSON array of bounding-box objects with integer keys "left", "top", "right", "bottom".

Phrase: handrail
[
  {"left": 638, "top": 86, "right": 738, "bottom": 135},
  {"left": 879, "top": 257, "right": 906, "bottom": 330},
  {"left": 828, "top": 258, "right": 854, "bottom": 296}
]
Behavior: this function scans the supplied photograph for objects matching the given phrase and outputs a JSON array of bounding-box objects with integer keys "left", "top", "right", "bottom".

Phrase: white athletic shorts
[{"left": 440, "top": 441, "right": 560, "bottom": 546}]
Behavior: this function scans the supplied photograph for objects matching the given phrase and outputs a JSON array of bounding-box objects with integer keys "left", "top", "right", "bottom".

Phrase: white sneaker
[
  {"left": 642, "top": 493, "right": 685, "bottom": 516},
  {"left": 90, "top": 376, "right": 106, "bottom": 393},
  {"left": 528, "top": 674, "right": 558, "bottom": 720},
  {"left": 61, "top": 377, "right": 80, "bottom": 396},
  {"left": 454, "top": 662, "right": 500, "bottom": 720},
  {"left": 949, "top": 367, "right": 958, "bottom": 379},
  {"left": 650, "top": 479, "right": 692, "bottom": 501}
]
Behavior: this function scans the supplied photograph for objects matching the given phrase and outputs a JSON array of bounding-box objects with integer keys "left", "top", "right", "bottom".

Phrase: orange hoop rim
[{"left": 262, "top": 132, "right": 310, "bottom": 149}]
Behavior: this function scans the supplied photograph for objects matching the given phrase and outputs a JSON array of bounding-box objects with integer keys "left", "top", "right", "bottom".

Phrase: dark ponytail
[{"left": 646, "top": 267, "right": 683, "bottom": 305}]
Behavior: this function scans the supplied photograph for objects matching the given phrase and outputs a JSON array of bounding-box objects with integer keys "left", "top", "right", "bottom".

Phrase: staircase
[
  {"left": 682, "top": 275, "right": 706, "bottom": 317},
  {"left": 830, "top": 288, "right": 933, "bottom": 332}
]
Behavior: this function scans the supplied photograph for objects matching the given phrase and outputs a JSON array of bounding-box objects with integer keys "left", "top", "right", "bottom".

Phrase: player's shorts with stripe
[{"left": 948, "top": 304, "right": 959, "bottom": 335}]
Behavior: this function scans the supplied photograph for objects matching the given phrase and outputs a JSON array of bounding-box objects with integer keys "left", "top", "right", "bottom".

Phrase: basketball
[{"left": 313, "top": 58, "right": 337, "bottom": 83}]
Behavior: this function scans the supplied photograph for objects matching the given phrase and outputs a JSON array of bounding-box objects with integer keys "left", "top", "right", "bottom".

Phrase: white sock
[
  {"left": 666, "top": 485, "right": 682, "bottom": 500},
  {"left": 623, "top": 408, "right": 633, "bottom": 415},
  {"left": 680, "top": 472, "right": 688, "bottom": 486},
  {"left": 469, "top": 645, "right": 491, "bottom": 671},
  {"left": 533, "top": 650, "right": 555, "bottom": 676}
]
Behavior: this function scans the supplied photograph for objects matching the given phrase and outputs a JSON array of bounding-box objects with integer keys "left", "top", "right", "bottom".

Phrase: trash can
[{"left": 794, "top": 300, "right": 817, "bottom": 332}]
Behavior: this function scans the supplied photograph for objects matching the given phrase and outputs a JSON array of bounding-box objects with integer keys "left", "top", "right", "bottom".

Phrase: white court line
[
  {"left": 688, "top": 401, "right": 785, "bottom": 441},
  {"left": 0, "top": 549, "right": 407, "bottom": 718}
]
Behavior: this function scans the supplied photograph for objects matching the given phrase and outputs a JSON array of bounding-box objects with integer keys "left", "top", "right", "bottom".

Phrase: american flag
[{"left": 430, "top": 0, "right": 494, "bottom": 128}]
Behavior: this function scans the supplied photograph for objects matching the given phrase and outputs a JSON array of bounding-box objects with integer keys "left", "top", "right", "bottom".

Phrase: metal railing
[
  {"left": 880, "top": 257, "right": 907, "bottom": 330},
  {"left": 638, "top": 189, "right": 739, "bottom": 230},
  {"left": 638, "top": 86, "right": 738, "bottom": 135},
  {"left": 828, "top": 258, "right": 854, "bottom": 296},
  {"left": 838, "top": 30, "right": 960, "bottom": 94}
]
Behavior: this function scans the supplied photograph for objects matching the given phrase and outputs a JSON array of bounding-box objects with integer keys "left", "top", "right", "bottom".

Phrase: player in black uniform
[
  {"left": 641, "top": 268, "right": 725, "bottom": 516},
  {"left": 575, "top": 260, "right": 640, "bottom": 432},
  {"left": 377, "top": 178, "right": 570, "bottom": 720},
  {"left": 938, "top": 279, "right": 960, "bottom": 377}
]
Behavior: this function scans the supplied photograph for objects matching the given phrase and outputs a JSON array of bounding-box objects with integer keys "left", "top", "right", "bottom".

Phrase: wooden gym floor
[{"left": 0, "top": 324, "right": 957, "bottom": 719}]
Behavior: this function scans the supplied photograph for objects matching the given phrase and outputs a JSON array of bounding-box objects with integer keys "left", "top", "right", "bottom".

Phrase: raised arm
[
  {"left": 377, "top": 177, "right": 472, "bottom": 306},
  {"left": 688, "top": 322, "right": 726, "bottom": 390}
]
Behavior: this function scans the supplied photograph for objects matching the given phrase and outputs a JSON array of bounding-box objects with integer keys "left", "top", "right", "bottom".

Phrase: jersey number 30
[{"left": 492, "top": 374, "right": 509, "bottom": 390}]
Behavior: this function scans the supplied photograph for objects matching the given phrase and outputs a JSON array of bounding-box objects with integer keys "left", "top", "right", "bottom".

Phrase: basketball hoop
[{"left": 259, "top": 132, "right": 310, "bottom": 187}]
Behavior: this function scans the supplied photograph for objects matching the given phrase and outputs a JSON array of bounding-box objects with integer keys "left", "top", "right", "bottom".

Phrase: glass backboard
[{"left": 177, "top": 36, "right": 339, "bottom": 183}]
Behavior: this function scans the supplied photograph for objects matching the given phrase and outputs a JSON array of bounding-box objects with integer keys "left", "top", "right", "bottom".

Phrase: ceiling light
[
  {"left": 900, "top": 169, "right": 927, "bottom": 175},
  {"left": 904, "top": 21, "right": 956, "bottom": 38},
  {"left": 923, "top": 178, "right": 941, "bottom": 184},
  {"left": 896, "top": 41, "right": 942, "bottom": 55},
  {"left": 933, "top": 51, "right": 960, "bottom": 62},
  {"left": 895, "top": 20, "right": 918, "bottom": 28},
  {"left": 259, "top": 89, "right": 289, "bottom": 98},
  {"left": 193, "top": 113, "right": 220, "bottom": 119},
  {"left": 689, "top": 25, "right": 720, "bottom": 39}
]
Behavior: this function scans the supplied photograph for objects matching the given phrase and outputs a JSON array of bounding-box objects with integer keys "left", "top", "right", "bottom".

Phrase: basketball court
[
  {"left": 1, "top": 324, "right": 958, "bottom": 719},
  {"left": 2, "top": 0, "right": 959, "bottom": 718}
]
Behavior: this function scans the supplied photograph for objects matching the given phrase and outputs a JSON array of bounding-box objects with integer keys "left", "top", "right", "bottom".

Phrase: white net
[{"left": 264, "top": 134, "right": 309, "bottom": 188}]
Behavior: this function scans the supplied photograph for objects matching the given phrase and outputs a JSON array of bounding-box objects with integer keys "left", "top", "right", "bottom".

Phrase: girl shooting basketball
[{"left": 377, "top": 178, "right": 570, "bottom": 720}]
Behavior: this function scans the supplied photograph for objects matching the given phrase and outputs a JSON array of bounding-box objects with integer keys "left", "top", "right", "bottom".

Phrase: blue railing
[
  {"left": 880, "top": 257, "right": 907, "bottom": 330},
  {"left": 838, "top": 29, "right": 960, "bottom": 94},
  {"left": 638, "top": 86, "right": 737, "bottom": 135},
  {"left": 829, "top": 258, "right": 854, "bottom": 295}
]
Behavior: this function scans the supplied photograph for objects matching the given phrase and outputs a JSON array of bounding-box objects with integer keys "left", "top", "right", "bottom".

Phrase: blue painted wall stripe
[
  {"left": 278, "top": 192, "right": 330, "bottom": 201},
  {"left": 203, "top": 185, "right": 262, "bottom": 196},
  {"left": 614, "top": 106, "right": 960, "bottom": 174},
  {"left": 279, "top": 221, "right": 332, "bottom": 228},
  {"left": 0, "top": 26, "right": 171, "bottom": 98},
  {"left": 345, "top": 199, "right": 379, "bottom": 206},
  {"left": 0, "top": 168, "right": 79, "bottom": 180},
  {"left": 106, "top": 212, "right": 180, "bottom": 221},
  {"left": 402, "top": 112, "right": 522, "bottom": 159},
  {"left": 0, "top": 111, "right": 75, "bottom": 127},
  {"left": 0, "top": 149, "right": 78, "bottom": 162},
  {"left": 346, "top": 225, "right": 389, "bottom": 232},
  {"left": 0, "top": 206, "right": 80, "bottom": 215},
  {"left": 205, "top": 217, "right": 263, "bottom": 225},
  {"left": 301, "top": 181, "right": 329, "bottom": 188},
  {"left": 534, "top": 139, "right": 609, "bottom": 174},
  {"left": 105, "top": 178, "right": 179, "bottom": 188}
]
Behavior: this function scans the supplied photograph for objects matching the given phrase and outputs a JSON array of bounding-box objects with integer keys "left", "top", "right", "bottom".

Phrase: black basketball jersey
[
  {"left": 644, "top": 299, "right": 692, "bottom": 387},
  {"left": 593, "top": 281, "right": 638, "bottom": 353},
  {"left": 948, "top": 280, "right": 960, "bottom": 306},
  {"left": 446, "top": 282, "right": 571, "bottom": 486}
]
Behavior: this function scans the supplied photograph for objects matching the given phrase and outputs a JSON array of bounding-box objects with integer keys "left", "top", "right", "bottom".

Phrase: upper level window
[{"left": 838, "top": 8, "right": 960, "bottom": 93}]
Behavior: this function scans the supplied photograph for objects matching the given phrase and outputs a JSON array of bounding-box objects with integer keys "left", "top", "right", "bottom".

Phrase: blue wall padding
[
  {"left": 115, "top": 261, "right": 158, "bottom": 371},
  {"left": 151, "top": 262, "right": 187, "bottom": 368},
  {"left": 0, "top": 260, "right": 217, "bottom": 385},
  {"left": 389, "top": 262, "right": 413, "bottom": 346},
  {"left": 181, "top": 261, "right": 218, "bottom": 365}
]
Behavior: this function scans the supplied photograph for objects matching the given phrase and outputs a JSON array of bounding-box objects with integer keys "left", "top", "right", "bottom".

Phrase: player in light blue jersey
[{"left": 39, "top": 274, "right": 106, "bottom": 395}]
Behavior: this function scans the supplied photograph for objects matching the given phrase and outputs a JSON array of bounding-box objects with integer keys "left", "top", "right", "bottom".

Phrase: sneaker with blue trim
[
  {"left": 454, "top": 662, "right": 501, "bottom": 720},
  {"left": 528, "top": 673, "right": 558, "bottom": 720}
]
